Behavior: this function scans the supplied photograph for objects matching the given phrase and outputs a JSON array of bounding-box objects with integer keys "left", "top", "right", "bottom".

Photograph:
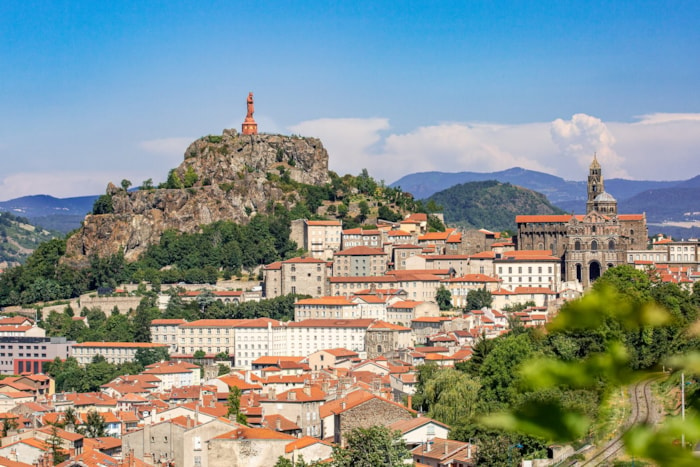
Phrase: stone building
[
  {"left": 263, "top": 256, "right": 330, "bottom": 298},
  {"left": 516, "top": 156, "right": 647, "bottom": 287},
  {"left": 364, "top": 321, "right": 413, "bottom": 359},
  {"left": 333, "top": 246, "right": 387, "bottom": 277}
]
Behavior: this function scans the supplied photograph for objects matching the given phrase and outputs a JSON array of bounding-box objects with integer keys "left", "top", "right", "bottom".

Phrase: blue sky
[{"left": 1, "top": 1, "right": 699, "bottom": 199}]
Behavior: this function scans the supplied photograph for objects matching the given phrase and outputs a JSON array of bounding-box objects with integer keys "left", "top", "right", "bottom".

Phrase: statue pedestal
[{"left": 242, "top": 119, "right": 258, "bottom": 135}]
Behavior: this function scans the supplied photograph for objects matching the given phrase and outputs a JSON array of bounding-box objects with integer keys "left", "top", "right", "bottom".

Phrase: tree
[
  {"left": 47, "top": 425, "right": 68, "bottom": 464},
  {"left": 63, "top": 407, "right": 78, "bottom": 432},
  {"left": 184, "top": 166, "right": 199, "bottom": 188},
  {"left": 141, "top": 178, "right": 154, "bottom": 190},
  {"left": 91, "top": 194, "right": 113, "bottom": 215},
  {"left": 465, "top": 288, "right": 492, "bottom": 311},
  {"left": 422, "top": 368, "right": 481, "bottom": 426},
  {"left": 330, "top": 425, "right": 410, "bottom": 467},
  {"left": 193, "top": 349, "right": 206, "bottom": 359},
  {"left": 435, "top": 286, "right": 452, "bottom": 311},
  {"left": 1, "top": 417, "right": 18, "bottom": 437},
  {"left": 135, "top": 347, "right": 169, "bottom": 368},
  {"left": 120, "top": 179, "right": 132, "bottom": 191},
  {"left": 274, "top": 456, "right": 313, "bottom": 467},
  {"left": 358, "top": 200, "right": 370, "bottom": 222},
  {"left": 226, "top": 386, "right": 247, "bottom": 425},
  {"left": 82, "top": 411, "right": 106, "bottom": 438}
]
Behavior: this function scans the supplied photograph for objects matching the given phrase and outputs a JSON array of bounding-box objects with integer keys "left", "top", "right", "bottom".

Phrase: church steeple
[
  {"left": 586, "top": 153, "right": 617, "bottom": 215},
  {"left": 587, "top": 152, "right": 603, "bottom": 203}
]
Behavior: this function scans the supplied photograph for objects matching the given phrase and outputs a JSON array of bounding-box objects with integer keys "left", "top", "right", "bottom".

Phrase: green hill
[
  {"left": 427, "top": 180, "right": 566, "bottom": 231},
  {"left": 0, "top": 212, "right": 62, "bottom": 267}
]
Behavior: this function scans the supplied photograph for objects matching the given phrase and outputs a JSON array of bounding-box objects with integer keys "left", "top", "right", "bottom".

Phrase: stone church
[{"left": 515, "top": 155, "right": 648, "bottom": 287}]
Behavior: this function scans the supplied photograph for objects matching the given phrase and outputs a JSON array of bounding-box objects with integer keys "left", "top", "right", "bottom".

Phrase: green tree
[
  {"left": 82, "top": 411, "right": 106, "bottom": 438},
  {"left": 184, "top": 166, "right": 199, "bottom": 188},
  {"left": 47, "top": 425, "right": 68, "bottom": 464},
  {"left": 435, "top": 285, "right": 452, "bottom": 311},
  {"left": 92, "top": 194, "right": 113, "bottom": 215},
  {"left": 135, "top": 347, "right": 170, "bottom": 368},
  {"left": 330, "top": 425, "right": 410, "bottom": 467},
  {"left": 358, "top": 200, "right": 370, "bottom": 223},
  {"left": 1, "top": 417, "right": 18, "bottom": 437},
  {"left": 423, "top": 368, "right": 480, "bottom": 426},
  {"left": 165, "top": 169, "right": 184, "bottom": 189},
  {"left": 141, "top": 178, "right": 154, "bottom": 190},
  {"left": 226, "top": 385, "right": 248, "bottom": 425},
  {"left": 465, "top": 288, "right": 493, "bottom": 311},
  {"left": 120, "top": 179, "right": 132, "bottom": 191}
]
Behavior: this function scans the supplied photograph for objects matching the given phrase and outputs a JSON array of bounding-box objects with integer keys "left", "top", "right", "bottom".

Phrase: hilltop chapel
[{"left": 515, "top": 155, "right": 648, "bottom": 287}]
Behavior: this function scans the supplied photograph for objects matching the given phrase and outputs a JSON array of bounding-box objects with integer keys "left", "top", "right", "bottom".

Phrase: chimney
[
  {"left": 425, "top": 442, "right": 431, "bottom": 453},
  {"left": 288, "top": 391, "right": 296, "bottom": 401},
  {"left": 268, "top": 387, "right": 276, "bottom": 400},
  {"left": 275, "top": 417, "right": 281, "bottom": 431},
  {"left": 467, "top": 443, "right": 472, "bottom": 459},
  {"left": 340, "top": 401, "right": 346, "bottom": 410},
  {"left": 407, "top": 395, "right": 413, "bottom": 409},
  {"left": 195, "top": 405, "right": 200, "bottom": 425},
  {"left": 303, "top": 384, "right": 311, "bottom": 397}
]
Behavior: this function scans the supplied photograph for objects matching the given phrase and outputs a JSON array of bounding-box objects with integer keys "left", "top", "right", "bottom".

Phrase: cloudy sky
[{"left": 1, "top": 1, "right": 699, "bottom": 200}]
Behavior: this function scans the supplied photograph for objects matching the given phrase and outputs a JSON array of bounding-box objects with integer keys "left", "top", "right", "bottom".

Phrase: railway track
[{"left": 578, "top": 379, "right": 655, "bottom": 466}]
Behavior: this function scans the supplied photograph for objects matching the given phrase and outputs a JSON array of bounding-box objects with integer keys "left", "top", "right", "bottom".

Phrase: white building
[{"left": 71, "top": 342, "right": 169, "bottom": 366}]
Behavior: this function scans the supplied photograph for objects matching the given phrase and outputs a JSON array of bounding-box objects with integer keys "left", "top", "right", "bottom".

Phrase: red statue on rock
[{"left": 242, "top": 92, "right": 258, "bottom": 135}]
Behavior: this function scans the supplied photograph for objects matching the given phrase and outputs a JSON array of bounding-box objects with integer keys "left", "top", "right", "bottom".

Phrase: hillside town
[{"left": 0, "top": 156, "right": 697, "bottom": 467}]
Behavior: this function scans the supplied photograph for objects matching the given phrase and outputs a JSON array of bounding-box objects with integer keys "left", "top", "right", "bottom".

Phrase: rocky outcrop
[{"left": 64, "top": 131, "right": 330, "bottom": 264}]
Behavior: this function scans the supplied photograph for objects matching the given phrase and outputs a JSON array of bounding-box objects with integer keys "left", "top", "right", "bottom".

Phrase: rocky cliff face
[{"left": 64, "top": 131, "right": 330, "bottom": 264}]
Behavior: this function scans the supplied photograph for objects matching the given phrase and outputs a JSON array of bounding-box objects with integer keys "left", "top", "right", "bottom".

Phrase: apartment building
[
  {"left": 290, "top": 219, "right": 343, "bottom": 259},
  {"left": 494, "top": 250, "right": 561, "bottom": 290},
  {"left": 150, "top": 319, "right": 187, "bottom": 354},
  {"left": 0, "top": 336, "right": 73, "bottom": 375},
  {"left": 340, "top": 228, "right": 381, "bottom": 249},
  {"left": 333, "top": 246, "right": 387, "bottom": 277},
  {"left": 71, "top": 342, "right": 168, "bottom": 366}
]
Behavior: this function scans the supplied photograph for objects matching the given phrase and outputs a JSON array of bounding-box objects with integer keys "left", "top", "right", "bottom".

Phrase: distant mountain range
[
  {"left": 0, "top": 194, "right": 97, "bottom": 233},
  {"left": 391, "top": 168, "right": 700, "bottom": 238}
]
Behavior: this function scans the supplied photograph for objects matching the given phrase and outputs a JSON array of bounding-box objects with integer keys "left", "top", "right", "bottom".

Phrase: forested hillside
[
  {"left": 426, "top": 180, "right": 565, "bottom": 231},
  {"left": 0, "top": 169, "right": 431, "bottom": 307},
  {"left": 0, "top": 211, "right": 61, "bottom": 267}
]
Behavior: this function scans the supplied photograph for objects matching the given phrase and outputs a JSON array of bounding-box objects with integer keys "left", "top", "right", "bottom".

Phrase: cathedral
[{"left": 515, "top": 155, "right": 648, "bottom": 287}]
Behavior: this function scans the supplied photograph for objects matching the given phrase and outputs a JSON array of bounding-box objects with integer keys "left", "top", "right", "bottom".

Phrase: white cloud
[
  {"left": 139, "top": 137, "right": 193, "bottom": 156},
  {"left": 633, "top": 113, "right": 700, "bottom": 125},
  {"left": 288, "top": 118, "right": 390, "bottom": 177},
  {"left": 550, "top": 113, "right": 627, "bottom": 178},
  {"left": 289, "top": 113, "right": 700, "bottom": 183}
]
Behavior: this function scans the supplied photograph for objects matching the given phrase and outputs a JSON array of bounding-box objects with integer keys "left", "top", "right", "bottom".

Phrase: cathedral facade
[{"left": 516, "top": 156, "right": 648, "bottom": 287}]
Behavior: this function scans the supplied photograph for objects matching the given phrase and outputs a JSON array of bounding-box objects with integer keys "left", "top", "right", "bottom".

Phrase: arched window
[
  {"left": 608, "top": 240, "right": 615, "bottom": 250},
  {"left": 630, "top": 229, "right": 634, "bottom": 236},
  {"left": 591, "top": 240, "right": 598, "bottom": 251},
  {"left": 592, "top": 226, "right": 597, "bottom": 234},
  {"left": 574, "top": 240, "right": 581, "bottom": 251}
]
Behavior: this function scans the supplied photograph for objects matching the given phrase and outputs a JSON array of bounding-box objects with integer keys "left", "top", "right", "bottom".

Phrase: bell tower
[
  {"left": 586, "top": 153, "right": 603, "bottom": 213},
  {"left": 587, "top": 153, "right": 603, "bottom": 201}
]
